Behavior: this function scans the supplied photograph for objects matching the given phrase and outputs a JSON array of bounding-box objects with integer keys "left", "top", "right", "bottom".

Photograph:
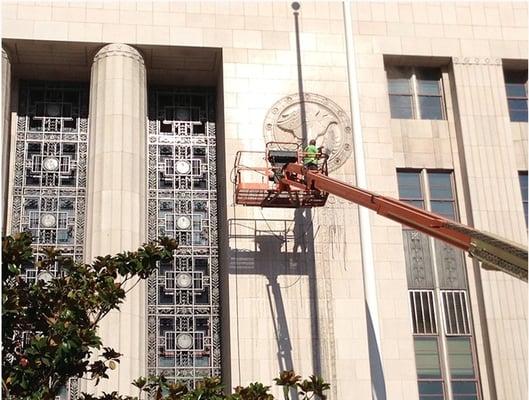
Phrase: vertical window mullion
[
  {"left": 460, "top": 292, "right": 469, "bottom": 334},
  {"left": 411, "top": 68, "right": 421, "bottom": 119},
  {"left": 453, "top": 292, "right": 462, "bottom": 335},
  {"left": 419, "top": 291, "right": 426, "bottom": 333}
]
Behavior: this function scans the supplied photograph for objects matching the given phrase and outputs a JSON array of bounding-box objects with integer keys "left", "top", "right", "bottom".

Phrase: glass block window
[
  {"left": 387, "top": 66, "right": 445, "bottom": 120},
  {"left": 519, "top": 172, "right": 528, "bottom": 226},
  {"left": 447, "top": 338, "right": 479, "bottom": 400},
  {"left": 504, "top": 69, "right": 528, "bottom": 122},
  {"left": 147, "top": 89, "right": 220, "bottom": 387},
  {"left": 414, "top": 337, "right": 445, "bottom": 399}
]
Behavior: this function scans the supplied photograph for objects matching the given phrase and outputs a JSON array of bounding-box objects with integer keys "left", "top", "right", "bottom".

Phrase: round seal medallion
[{"left": 263, "top": 93, "right": 353, "bottom": 171}]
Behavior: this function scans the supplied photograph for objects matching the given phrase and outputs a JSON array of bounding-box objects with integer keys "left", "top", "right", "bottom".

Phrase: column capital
[{"left": 93, "top": 43, "right": 144, "bottom": 65}]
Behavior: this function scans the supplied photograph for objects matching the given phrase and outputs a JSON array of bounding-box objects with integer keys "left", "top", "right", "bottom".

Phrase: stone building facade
[{"left": 1, "top": 2, "right": 527, "bottom": 400}]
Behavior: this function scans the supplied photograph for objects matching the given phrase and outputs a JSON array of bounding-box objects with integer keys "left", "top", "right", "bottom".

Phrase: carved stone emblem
[{"left": 263, "top": 93, "right": 353, "bottom": 171}]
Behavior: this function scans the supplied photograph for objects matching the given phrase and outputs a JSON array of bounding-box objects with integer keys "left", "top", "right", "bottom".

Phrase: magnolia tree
[
  {"left": 2, "top": 233, "right": 330, "bottom": 400},
  {"left": 2, "top": 232, "right": 177, "bottom": 399}
]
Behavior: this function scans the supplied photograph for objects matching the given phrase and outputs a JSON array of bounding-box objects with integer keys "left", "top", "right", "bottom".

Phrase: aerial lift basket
[{"left": 233, "top": 142, "right": 328, "bottom": 208}]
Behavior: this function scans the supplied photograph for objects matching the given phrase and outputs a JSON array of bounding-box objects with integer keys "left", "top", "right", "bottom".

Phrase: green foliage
[
  {"left": 2, "top": 232, "right": 177, "bottom": 399},
  {"left": 2, "top": 233, "right": 330, "bottom": 400},
  {"left": 232, "top": 382, "right": 274, "bottom": 400},
  {"left": 296, "top": 375, "right": 330, "bottom": 400},
  {"left": 274, "top": 370, "right": 301, "bottom": 400},
  {"left": 78, "top": 372, "right": 329, "bottom": 400}
]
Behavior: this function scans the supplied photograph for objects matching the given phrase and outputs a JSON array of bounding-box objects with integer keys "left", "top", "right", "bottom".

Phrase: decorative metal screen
[
  {"left": 441, "top": 290, "right": 471, "bottom": 335},
  {"left": 403, "top": 230, "right": 435, "bottom": 288},
  {"left": 11, "top": 81, "right": 88, "bottom": 260},
  {"left": 435, "top": 240, "right": 467, "bottom": 290},
  {"left": 409, "top": 290, "right": 437, "bottom": 335},
  {"left": 10, "top": 81, "right": 87, "bottom": 399},
  {"left": 146, "top": 89, "right": 220, "bottom": 385}
]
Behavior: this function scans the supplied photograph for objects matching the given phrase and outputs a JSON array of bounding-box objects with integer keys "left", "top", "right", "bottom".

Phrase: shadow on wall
[{"left": 228, "top": 216, "right": 321, "bottom": 380}]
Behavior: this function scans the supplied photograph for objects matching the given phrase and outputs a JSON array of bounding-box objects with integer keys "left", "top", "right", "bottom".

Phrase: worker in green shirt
[{"left": 303, "top": 139, "right": 319, "bottom": 169}]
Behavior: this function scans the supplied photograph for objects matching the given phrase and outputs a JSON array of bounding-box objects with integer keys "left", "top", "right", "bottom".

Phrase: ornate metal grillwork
[
  {"left": 409, "top": 290, "right": 437, "bottom": 334},
  {"left": 147, "top": 90, "right": 220, "bottom": 386},
  {"left": 441, "top": 290, "right": 471, "bottom": 335},
  {"left": 10, "top": 81, "right": 88, "bottom": 399},
  {"left": 11, "top": 81, "right": 88, "bottom": 259},
  {"left": 403, "top": 230, "right": 435, "bottom": 288}
]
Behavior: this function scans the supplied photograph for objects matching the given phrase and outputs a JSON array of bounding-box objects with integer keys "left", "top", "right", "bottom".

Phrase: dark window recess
[
  {"left": 504, "top": 69, "right": 528, "bottom": 122},
  {"left": 410, "top": 290, "right": 437, "bottom": 334},
  {"left": 519, "top": 172, "right": 528, "bottom": 226},
  {"left": 387, "top": 66, "right": 445, "bottom": 120},
  {"left": 442, "top": 290, "right": 471, "bottom": 335}
]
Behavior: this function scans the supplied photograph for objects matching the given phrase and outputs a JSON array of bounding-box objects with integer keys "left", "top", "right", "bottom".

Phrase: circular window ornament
[
  {"left": 176, "top": 333, "right": 193, "bottom": 350},
  {"left": 40, "top": 213, "right": 57, "bottom": 228},
  {"left": 43, "top": 157, "right": 60, "bottom": 171},
  {"left": 176, "top": 272, "right": 193, "bottom": 288},
  {"left": 37, "top": 270, "right": 54, "bottom": 283},
  {"left": 176, "top": 216, "right": 191, "bottom": 230},
  {"left": 47, "top": 104, "right": 61, "bottom": 117},
  {"left": 263, "top": 93, "right": 353, "bottom": 172},
  {"left": 175, "top": 160, "right": 191, "bottom": 175}
]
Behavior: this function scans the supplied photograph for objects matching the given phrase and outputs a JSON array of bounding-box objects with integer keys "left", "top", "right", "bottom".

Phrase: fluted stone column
[
  {"left": 85, "top": 43, "right": 147, "bottom": 395},
  {"left": 2, "top": 48, "right": 12, "bottom": 235}
]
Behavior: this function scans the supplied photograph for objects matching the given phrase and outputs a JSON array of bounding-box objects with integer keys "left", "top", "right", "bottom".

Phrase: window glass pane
[
  {"left": 418, "top": 381, "right": 444, "bottom": 395},
  {"left": 419, "top": 96, "right": 443, "bottom": 120},
  {"left": 397, "top": 171, "right": 422, "bottom": 199},
  {"left": 447, "top": 338, "right": 475, "bottom": 379},
  {"left": 414, "top": 338, "right": 442, "bottom": 379},
  {"left": 417, "top": 79, "right": 441, "bottom": 96},
  {"left": 452, "top": 381, "right": 478, "bottom": 395},
  {"left": 428, "top": 173, "right": 453, "bottom": 199},
  {"left": 510, "top": 109, "right": 528, "bottom": 122},
  {"left": 506, "top": 83, "right": 527, "bottom": 98},
  {"left": 390, "top": 95, "right": 413, "bottom": 119},
  {"left": 519, "top": 173, "right": 528, "bottom": 200},
  {"left": 508, "top": 98, "right": 528, "bottom": 112},
  {"left": 431, "top": 201, "right": 455, "bottom": 220},
  {"left": 519, "top": 173, "right": 528, "bottom": 225},
  {"left": 402, "top": 200, "right": 425, "bottom": 209},
  {"left": 388, "top": 78, "right": 412, "bottom": 95}
]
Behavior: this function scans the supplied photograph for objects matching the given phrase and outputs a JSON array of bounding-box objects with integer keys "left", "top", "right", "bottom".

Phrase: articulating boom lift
[{"left": 234, "top": 142, "right": 528, "bottom": 282}]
